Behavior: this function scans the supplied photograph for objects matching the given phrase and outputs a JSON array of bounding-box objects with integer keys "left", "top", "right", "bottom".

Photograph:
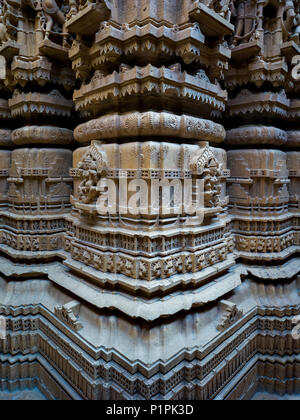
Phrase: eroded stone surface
[{"left": 0, "top": 388, "right": 47, "bottom": 401}]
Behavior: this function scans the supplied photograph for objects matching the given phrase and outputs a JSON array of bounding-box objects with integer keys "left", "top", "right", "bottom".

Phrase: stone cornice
[
  {"left": 9, "top": 91, "right": 73, "bottom": 118},
  {"left": 228, "top": 90, "right": 290, "bottom": 118},
  {"left": 73, "top": 65, "right": 227, "bottom": 116}
]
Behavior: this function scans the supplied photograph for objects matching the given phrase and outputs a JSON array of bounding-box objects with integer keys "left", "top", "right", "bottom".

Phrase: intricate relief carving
[
  {"left": 0, "top": 0, "right": 71, "bottom": 48},
  {"left": 0, "top": 230, "right": 64, "bottom": 251},
  {"left": 191, "top": 146, "right": 223, "bottom": 208},
  {"left": 9, "top": 90, "right": 73, "bottom": 118},
  {"left": 236, "top": 233, "right": 294, "bottom": 254},
  {"left": 77, "top": 143, "right": 107, "bottom": 204},
  {"left": 0, "top": 0, "right": 299, "bottom": 401},
  {"left": 8, "top": 148, "right": 72, "bottom": 215},
  {"left": 11, "top": 56, "right": 52, "bottom": 87},
  {"left": 54, "top": 300, "right": 83, "bottom": 332},
  {"left": 227, "top": 149, "right": 298, "bottom": 262},
  {"left": 217, "top": 300, "right": 243, "bottom": 331},
  {"left": 12, "top": 126, "right": 73, "bottom": 146},
  {"left": 226, "top": 126, "right": 288, "bottom": 146},
  {"left": 69, "top": 242, "right": 231, "bottom": 281},
  {"left": 74, "top": 112, "right": 226, "bottom": 144},
  {"left": 228, "top": 90, "right": 290, "bottom": 118},
  {"left": 73, "top": 65, "right": 227, "bottom": 117}
]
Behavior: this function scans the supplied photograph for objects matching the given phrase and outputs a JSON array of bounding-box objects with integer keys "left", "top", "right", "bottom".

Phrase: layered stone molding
[
  {"left": 0, "top": 0, "right": 74, "bottom": 260},
  {"left": 0, "top": 0, "right": 298, "bottom": 401}
]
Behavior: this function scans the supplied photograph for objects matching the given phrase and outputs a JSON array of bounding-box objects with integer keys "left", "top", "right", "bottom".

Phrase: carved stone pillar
[
  {"left": 0, "top": 102, "right": 11, "bottom": 210},
  {"left": 0, "top": 0, "right": 74, "bottom": 259},
  {"left": 287, "top": 151, "right": 300, "bottom": 249},
  {"left": 227, "top": 149, "right": 293, "bottom": 261},
  {"left": 225, "top": 0, "right": 300, "bottom": 275},
  {"left": 0, "top": 0, "right": 298, "bottom": 402},
  {"left": 0, "top": 63, "right": 12, "bottom": 242},
  {"left": 0, "top": 150, "right": 11, "bottom": 209},
  {"left": 65, "top": 0, "right": 238, "bottom": 321},
  {"left": 1, "top": 148, "right": 72, "bottom": 256}
]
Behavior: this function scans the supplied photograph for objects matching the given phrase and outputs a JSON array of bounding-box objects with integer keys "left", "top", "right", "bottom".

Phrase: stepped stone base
[{"left": 0, "top": 258, "right": 298, "bottom": 400}]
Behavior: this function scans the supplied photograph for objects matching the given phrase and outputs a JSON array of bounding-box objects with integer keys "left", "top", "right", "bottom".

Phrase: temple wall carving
[{"left": 0, "top": 0, "right": 298, "bottom": 400}]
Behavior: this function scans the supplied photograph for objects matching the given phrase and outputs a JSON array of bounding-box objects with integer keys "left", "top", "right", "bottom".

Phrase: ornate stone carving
[
  {"left": 0, "top": 0, "right": 297, "bottom": 402},
  {"left": 12, "top": 126, "right": 73, "bottom": 146},
  {"left": 62, "top": 0, "right": 240, "bottom": 318},
  {"left": 74, "top": 112, "right": 226, "bottom": 144},
  {"left": 73, "top": 65, "right": 227, "bottom": 118},
  {"left": 227, "top": 149, "right": 294, "bottom": 262},
  {"left": 9, "top": 89, "right": 73, "bottom": 118},
  {"left": 226, "top": 125, "right": 288, "bottom": 146},
  {"left": 77, "top": 143, "right": 107, "bottom": 204},
  {"left": 54, "top": 300, "right": 83, "bottom": 332},
  {"left": 217, "top": 299, "right": 243, "bottom": 331},
  {"left": 0, "top": 148, "right": 72, "bottom": 256},
  {"left": 228, "top": 90, "right": 290, "bottom": 119}
]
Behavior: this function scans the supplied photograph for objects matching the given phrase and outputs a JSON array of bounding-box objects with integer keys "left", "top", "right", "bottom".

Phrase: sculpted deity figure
[
  {"left": 78, "top": 160, "right": 99, "bottom": 204},
  {"left": 3, "top": 0, "right": 69, "bottom": 46},
  {"left": 0, "top": 0, "right": 16, "bottom": 43},
  {"left": 77, "top": 147, "right": 107, "bottom": 205},
  {"left": 201, "top": 0, "right": 232, "bottom": 20},
  {"left": 203, "top": 165, "right": 222, "bottom": 207},
  {"left": 281, "top": 0, "right": 300, "bottom": 42},
  {"left": 35, "top": 0, "right": 69, "bottom": 46},
  {"left": 284, "top": 0, "right": 296, "bottom": 31},
  {"left": 232, "top": 0, "right": 258, "bottom": 45}
]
